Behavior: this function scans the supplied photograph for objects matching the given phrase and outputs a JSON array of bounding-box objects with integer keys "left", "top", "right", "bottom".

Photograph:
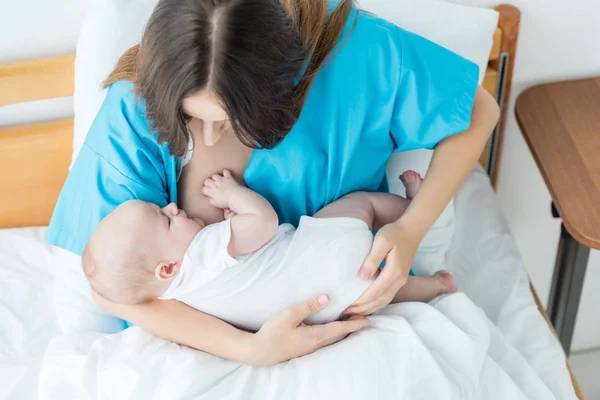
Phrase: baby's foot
[
  {"left": 434, "top": 270, "right": 457, "bottom": 295},
  {"left": 399, "top": 170, "right": 423, "bottom": 200},
  {"left": 202, "top": 169, "right": 240, "bottom": 209}
]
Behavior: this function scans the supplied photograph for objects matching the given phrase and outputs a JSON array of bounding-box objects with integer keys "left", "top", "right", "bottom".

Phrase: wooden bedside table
[{"left": 516, "top": 77, "right": 600, "bottom": 356}]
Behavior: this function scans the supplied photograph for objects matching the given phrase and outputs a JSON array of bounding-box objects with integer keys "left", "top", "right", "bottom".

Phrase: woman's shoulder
[
  {"left": 81, "top": 80, "right": 175, "bottom": 185},
  {"left": 344, "top": 9, "right": 447, "bottom": 63},
  {"left": 102, "top": 80, "right": 145, "bottom": 118},
  {"left": 351, "top": 10, "right": 404, "bottom": 49},
  {"left": 328, "top": 10, "right": 406, "bottom": 77},
  {"left": 85, "top": 80, "right": 161, "bottom": 153}
]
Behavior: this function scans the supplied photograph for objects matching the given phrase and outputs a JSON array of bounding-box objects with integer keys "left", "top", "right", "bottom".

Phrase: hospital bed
[{"left": 0, "top": 4, "right": 585, "bottom": 399}]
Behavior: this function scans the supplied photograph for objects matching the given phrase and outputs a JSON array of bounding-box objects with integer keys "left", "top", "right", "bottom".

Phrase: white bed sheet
[
  {"left": 0, "top": 167, "right": 576, "bottom": 399},
  {"left": 0, "top": 227, "right": 60, "bottom": 400}
]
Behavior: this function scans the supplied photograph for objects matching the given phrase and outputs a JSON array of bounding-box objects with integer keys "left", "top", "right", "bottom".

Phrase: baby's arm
[{"left": 203, "top": 170, "right": 278, "bottom": 257}]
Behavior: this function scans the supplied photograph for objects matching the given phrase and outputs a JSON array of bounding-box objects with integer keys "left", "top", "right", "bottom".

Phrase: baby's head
[{"left": 83, "top": 201, "right": 204, "bottom": 304}]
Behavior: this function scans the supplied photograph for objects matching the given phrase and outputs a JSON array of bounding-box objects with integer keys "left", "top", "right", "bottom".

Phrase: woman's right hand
[{"left": 249, "top": 295, "right": 370, "bottom": 367}]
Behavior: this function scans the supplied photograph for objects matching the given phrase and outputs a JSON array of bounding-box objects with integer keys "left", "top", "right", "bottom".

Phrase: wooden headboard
[
  {"left": 0, "top": 5, "right": 519, "bottom": 230},
  {"left": 0, "top": 55, "right": 74, "bottom": 228}
]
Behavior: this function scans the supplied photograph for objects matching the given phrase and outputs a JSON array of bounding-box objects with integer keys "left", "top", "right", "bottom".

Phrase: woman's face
[{"left": 182, "top": 90, "right": 232, "bottom": 147}]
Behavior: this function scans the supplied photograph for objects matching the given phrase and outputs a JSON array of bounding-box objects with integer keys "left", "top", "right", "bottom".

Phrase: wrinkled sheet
[{"left": 0, "top": 168, "right": 576, "bottom": 399}]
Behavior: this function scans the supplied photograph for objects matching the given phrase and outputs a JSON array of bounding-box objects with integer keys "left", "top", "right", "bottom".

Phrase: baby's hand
[
  {"left": 202, "top": 169, "right": 240, "bottom": 209},
  {"left": 224, "top": 208, "right": 237, "bottom": 220}
]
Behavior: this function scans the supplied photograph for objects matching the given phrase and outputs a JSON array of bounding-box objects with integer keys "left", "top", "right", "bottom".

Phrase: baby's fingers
[
  {"left": 203, "top": 178, "right": 216, "bottom": 188},
  {"left": 201, "top": 186, "right": 215, "bottom": 198}
]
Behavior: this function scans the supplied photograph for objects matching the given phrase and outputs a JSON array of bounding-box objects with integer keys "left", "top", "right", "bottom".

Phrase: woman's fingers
[
  {"left": 344, "top": 292, "right": 394, "bottom": 316},
  {"left": 348, "top": 251, "right": 407, "bottom": 311},
  {"left": 351, "top": 268, "right": 395, "bottom": 307},
  {"left": 327, "top": 318, "right": 370, "bottom": 337},
  {"left": 310, "top": 318, "right": 370, "bottom": 349},
  {"left": 358, "top": 235, "right": 392, "bottom": 280},
  {"left": 255, "top": 296, "right": 370, "bottom": 365},
  {"left": 347, "top": 315, "right": 365, "bottom": 321},
  {"left": 284, "top": 294, "right": 330, "bottom": 326}
]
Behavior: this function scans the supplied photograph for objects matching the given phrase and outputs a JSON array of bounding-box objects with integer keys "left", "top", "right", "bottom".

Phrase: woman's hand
[
  {"left": 92, "top": 290, "right": 369, "bottom": 368},
  {"left": 344, "top": 220, "right": 421, "bottom": 316},
  {"left": 250, "top": 294, "right": 370, "bottom": 367},
  {"left": 345, "top": 87, "right": 500, "bottom": 317}
]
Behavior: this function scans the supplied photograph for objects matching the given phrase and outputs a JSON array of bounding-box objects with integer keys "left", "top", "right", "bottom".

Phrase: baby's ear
[{"left": 155, "top": 261, "right": 180, "bottom": 281}]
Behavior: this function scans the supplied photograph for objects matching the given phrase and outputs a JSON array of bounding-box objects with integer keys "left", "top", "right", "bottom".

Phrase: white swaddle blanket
[{"left": 160, "top": 216, "right": 375, "bottom": 331}]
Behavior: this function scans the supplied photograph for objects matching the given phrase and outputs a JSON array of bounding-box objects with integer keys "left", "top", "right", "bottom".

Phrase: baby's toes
[
  {"left": 400, "top": 170, "right": 419, "bottom": 183},
  {"left": 212, "top": 173, "right": 223, "bottom": 182},
  {"left": 399, "top": 173, "right": 410, "bottom": 185},
  {"left": 434, "top": 270, "right": 457, "bottom": 294}
]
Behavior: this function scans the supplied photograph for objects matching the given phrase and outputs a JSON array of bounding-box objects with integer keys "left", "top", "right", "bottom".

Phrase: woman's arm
[
  {"left": 92, "top": 291, "right": 369, "bottom": 367},
  {"left": 397, "top": 87, "right": 500, "bottom": 237},
  {"left": 346, "top": 87, "right": 500, "bottom": 315}
]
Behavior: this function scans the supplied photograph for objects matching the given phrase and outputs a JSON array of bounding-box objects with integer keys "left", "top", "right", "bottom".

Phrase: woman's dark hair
[{"left": 104, "top": 0, "right": 355, "bottom": 156}]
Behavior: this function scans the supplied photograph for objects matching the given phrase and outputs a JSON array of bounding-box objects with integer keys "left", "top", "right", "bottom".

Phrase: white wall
[
  {"left": 0, "top": 0, "right": 88, "bottom": 126},
  {"left": 1, "top": 0, "right": 599, "bottom": 351},
  {"left": 450, "top": 0, "right": 600, "bottom": 351}
]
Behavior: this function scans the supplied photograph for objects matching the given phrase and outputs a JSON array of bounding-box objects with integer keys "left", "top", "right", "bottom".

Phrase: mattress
[{"left": 0, "top": 167, "right": 575, "bottom": 399}]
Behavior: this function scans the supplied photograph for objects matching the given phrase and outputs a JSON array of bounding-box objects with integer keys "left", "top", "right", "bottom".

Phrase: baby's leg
[
  {"left": 314, "top": 171, "right": 423, "bottom": 230},
  {"left": 392, "top": 270, "right": 457, "bottom": 303}
]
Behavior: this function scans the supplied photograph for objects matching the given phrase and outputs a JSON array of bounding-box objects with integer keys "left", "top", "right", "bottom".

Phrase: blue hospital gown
[{"left": 46, "top": 9, "right": 478, "bottom": 258}]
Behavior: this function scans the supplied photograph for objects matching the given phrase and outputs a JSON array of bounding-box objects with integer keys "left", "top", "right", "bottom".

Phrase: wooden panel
[
  {"left": 0, "top": 119, "right": 73, "bottom": 228},
  {"left": 479, "top": 67, "right": 499, "bottom": 167},
  {"left": 516, "top": 78, "right": 600, "bottom": 249},
  {"left": 489, "top": 28, "right": 502, "bottom": 61},
  {"left": 0, "top": 55, "right": 75, "bottom": 107},
  {"left": 482, "top": 67, "right": 498, "bottom": 98},
  {"left": 488, "top": 5, "right": 521, "bottom": 188},
  {"left": 530, "top": 283, "right": 585, "bottom": 399}
]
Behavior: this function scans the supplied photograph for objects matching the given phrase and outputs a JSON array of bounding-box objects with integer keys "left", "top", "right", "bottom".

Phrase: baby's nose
[{"left": 163, "top": 203, "right": 179, "bottom": 215}]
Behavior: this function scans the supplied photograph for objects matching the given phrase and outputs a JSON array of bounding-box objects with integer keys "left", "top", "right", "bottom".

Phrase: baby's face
[
  {"left": 133, "top": 202, "right": 204, "bottom": 260},
  {"left": 84, "top": 201, "right": 204, "bottom": 304}
]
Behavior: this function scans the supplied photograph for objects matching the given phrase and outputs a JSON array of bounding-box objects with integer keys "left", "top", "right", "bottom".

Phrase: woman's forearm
[
  {"left": 92, "top": 291, "right": 368, "bottom": 367},
  {"left": 399, "top": 87, "right": 500, "bottom": 236},
  {"left": 92, "top": 292, "right": 257, "bottom": 364}
]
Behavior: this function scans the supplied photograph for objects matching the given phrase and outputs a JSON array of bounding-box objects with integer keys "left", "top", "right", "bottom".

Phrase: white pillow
[
  {"left": 72, "top": 0, "right": 158, "bottom": 165},
  {"left": 359, "top": 0, "right": 498, "bottom": 273},
  {"left": 360, "top": 0, "right": 498, "bottom": 84}
]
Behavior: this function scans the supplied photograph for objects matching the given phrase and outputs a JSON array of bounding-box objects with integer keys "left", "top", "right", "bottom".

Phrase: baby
[{"left": 83, "top": 170, "right": 456, "bottom": 331}]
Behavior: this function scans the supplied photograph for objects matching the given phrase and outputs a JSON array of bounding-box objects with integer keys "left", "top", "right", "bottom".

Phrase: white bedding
[
  {"left": 0, "top": 167, "right": 577, "bottom": 399},
  {"left": 0, "top": 228, "right": 60, "bottom": 400}
]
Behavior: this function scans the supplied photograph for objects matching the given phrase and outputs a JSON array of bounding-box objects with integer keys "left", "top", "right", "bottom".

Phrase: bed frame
[{"left": 0, "top": 5, "right": 584, "bottom": 399}]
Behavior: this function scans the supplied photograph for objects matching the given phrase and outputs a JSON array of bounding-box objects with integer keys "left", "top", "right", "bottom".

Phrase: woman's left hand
[{"left": 343, "top": 220, "right": 422, "bottom": 316}]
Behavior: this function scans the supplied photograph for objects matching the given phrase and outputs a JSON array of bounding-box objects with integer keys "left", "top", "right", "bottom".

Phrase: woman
[{"left": 48, "top": 0, "right": 499, "bottom": 367}]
